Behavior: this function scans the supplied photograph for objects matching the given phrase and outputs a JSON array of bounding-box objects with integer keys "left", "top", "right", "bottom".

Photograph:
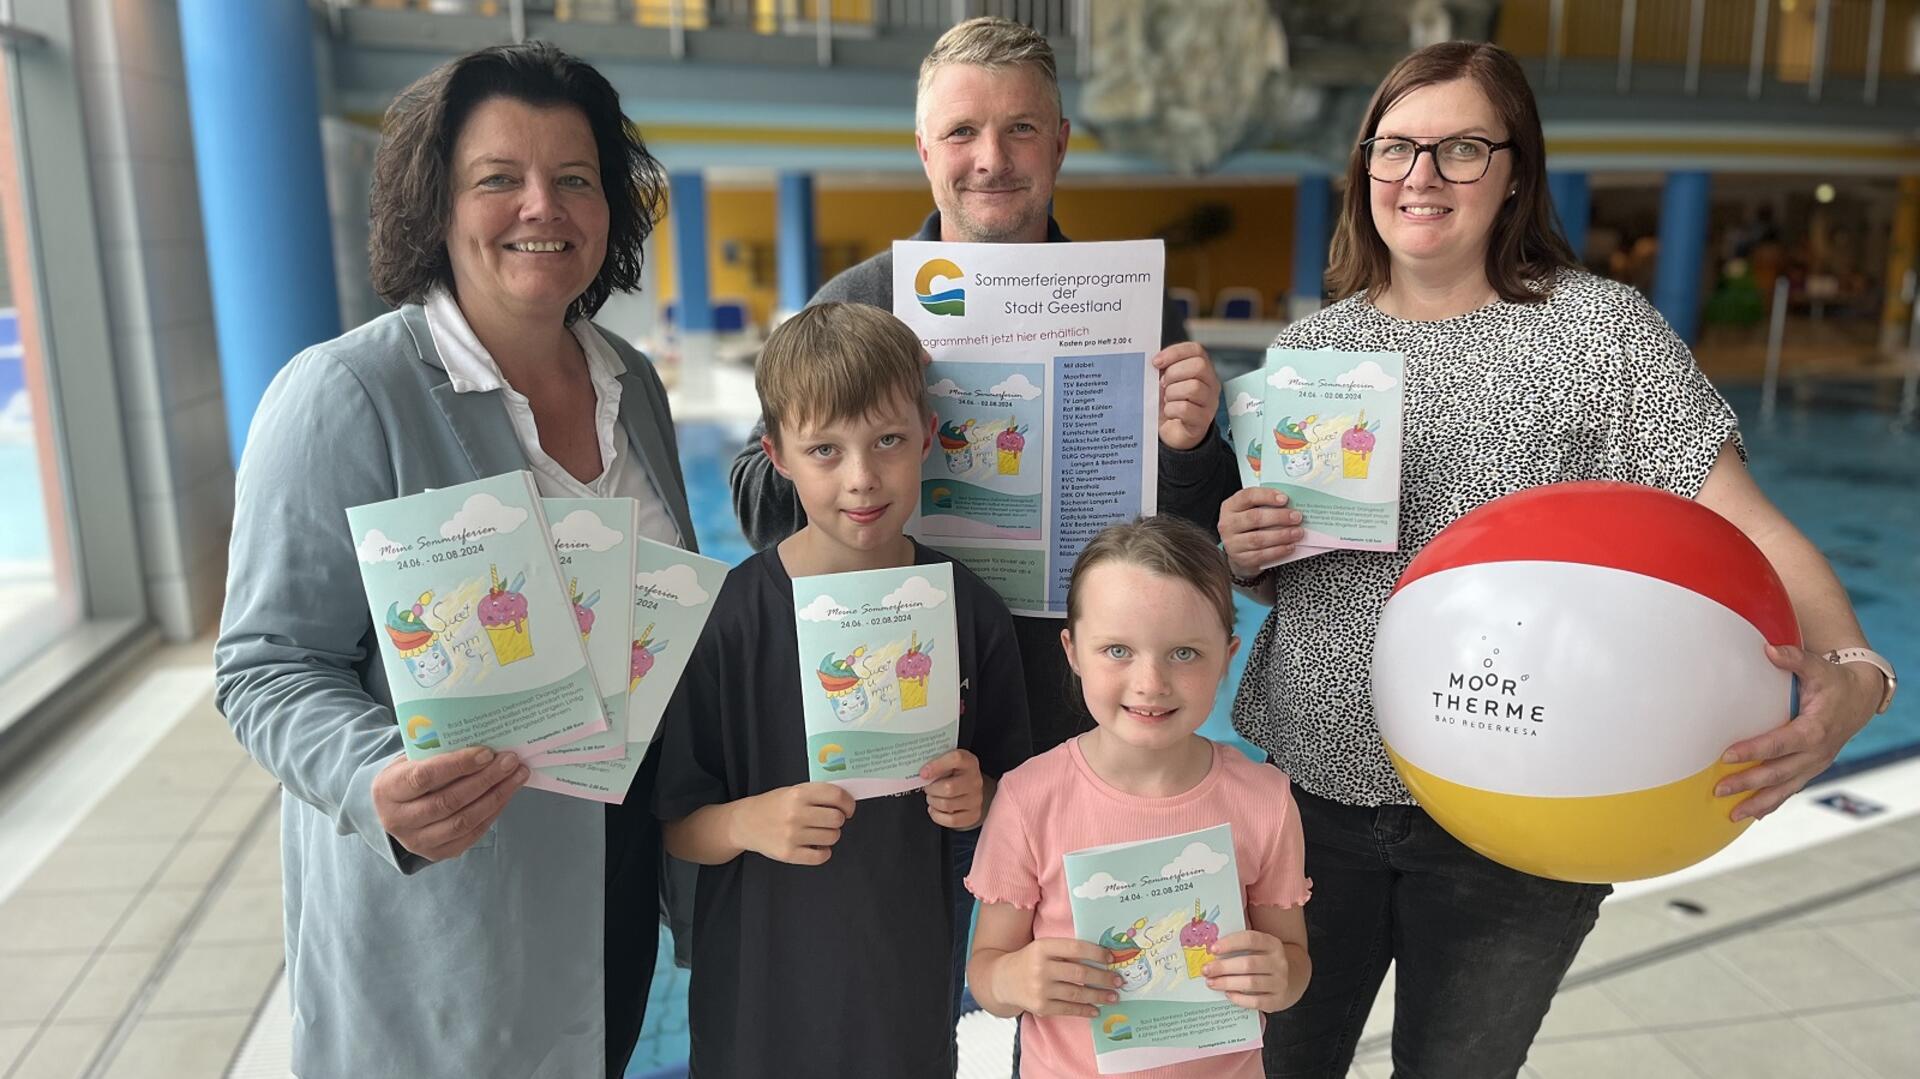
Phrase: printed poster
[
  {"left": 894, "top": 240, "right": 1163, "bottom": 617},
  {"left": 791, "top": 562, "right": 960, "bottom": 799},
  {"left": 1064, "top": 824, "right": 1259, "bottom": 1074},
  {"left": 345, "top": 472, "right": 605, "bottom": 760}
]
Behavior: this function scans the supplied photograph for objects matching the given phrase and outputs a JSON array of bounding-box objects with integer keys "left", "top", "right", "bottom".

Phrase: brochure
[
  {"left": 791, "top": 562, "right": 959, "bottom": 798},
  {"left": 345, "top": 472, "right": 605, "bottom": 759},
  {"left": 1259, "top": 348, "right": 1404, "bottom": 552},
  {"left": 1063, "top": 823, "right": 1259, "bottom": 1074}
]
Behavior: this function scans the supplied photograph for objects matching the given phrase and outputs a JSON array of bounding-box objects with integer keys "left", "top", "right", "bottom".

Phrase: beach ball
[{"left": 1370, "top": 481, "right": 1799, "bottom": 883}]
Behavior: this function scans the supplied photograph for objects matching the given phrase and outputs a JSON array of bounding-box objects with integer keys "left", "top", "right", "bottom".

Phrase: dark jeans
[
  {"left": 605, "top": 745, "right": 665, "bottom": 1079},
  {"left": 1263, "top": 787, "right": 1610, "bottom": 1079}
]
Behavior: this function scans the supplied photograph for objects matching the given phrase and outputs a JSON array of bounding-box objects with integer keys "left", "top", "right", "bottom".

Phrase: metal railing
[
  {"left": 338, "top": 0, "right": 1079, "bottom": 42},
  {"left": 1501, "top": 0, "right": 1920, "bottom": 102}
]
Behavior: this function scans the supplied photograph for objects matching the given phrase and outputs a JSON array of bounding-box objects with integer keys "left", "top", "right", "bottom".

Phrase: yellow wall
[{"left": 656, "top": 181, "right": 1301, "bottom": 327}]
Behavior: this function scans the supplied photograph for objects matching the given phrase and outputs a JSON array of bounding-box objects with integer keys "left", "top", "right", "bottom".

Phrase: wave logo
[{"left": 915, "top": 258, "right": 966, "bottom": 316}]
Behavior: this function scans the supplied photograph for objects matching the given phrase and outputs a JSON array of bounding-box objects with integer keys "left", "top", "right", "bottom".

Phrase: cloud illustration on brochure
[
  {"left": 635, "top": 563, "right": 711, "bottom": 606},
  {"left": 1335, "top": 360, "right": 1399, "bottom": 391},
  {"left": 1228, "top": 392, "right": 1260, "bottom": 416},
  {"left": 1266, "top": 366, "right": 1310, "bottom": 390},
  {"left": 927, "top": 378, "right": 964, "bottom": 398},
  {"left": 880, "top": 575, "right": 949, "bottom": 611},
  {"left": 550, "top": 510, "right": 623, "bottom": 552},
  {"left": 442, "top": 492, "right": 528, "bottom": 539},
  {"left": 1073, "top": 871, "right": 1131, "bottom": 900},
  {"left": 1160, "top": 841, "right": 1231, "bottom": 879},
  {"left": 355, "top": 529, "right": 404, "bottom": 564},
  {"left": 796, "top": 594, "right": 851, "bottom": 623},
  {"left": 987, "top": 373, "right": 1043, "bottom": 399}
]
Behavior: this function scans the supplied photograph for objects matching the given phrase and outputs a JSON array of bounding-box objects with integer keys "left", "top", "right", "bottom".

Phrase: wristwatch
[{"left": 1825, "top": 648, "right": 1898, "bottom": 714}]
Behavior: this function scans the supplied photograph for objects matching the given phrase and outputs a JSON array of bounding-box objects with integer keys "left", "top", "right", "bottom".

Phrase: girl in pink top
[{"left": 966, "top": 517, "right": 1312, "bottom": 1078}]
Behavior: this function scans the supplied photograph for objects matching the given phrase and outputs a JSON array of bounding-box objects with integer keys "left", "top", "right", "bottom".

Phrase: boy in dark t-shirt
[{"left": 654, "top": 303, "right": 1031, "bottom": 1078}]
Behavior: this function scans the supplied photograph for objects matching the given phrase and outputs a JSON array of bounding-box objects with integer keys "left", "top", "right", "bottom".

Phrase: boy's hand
[
  {"left": 1202, "top": 929, "right": 1292, "bottom": 1011},
  {"left": 921, "top": 748, "right": 984, "bottom": 829},
  {"left": 991, "top": 938, "right": 1120, "bottom": 1019},
  {"left": 729, "top": 782, "right": 855, "bottom": 866}
]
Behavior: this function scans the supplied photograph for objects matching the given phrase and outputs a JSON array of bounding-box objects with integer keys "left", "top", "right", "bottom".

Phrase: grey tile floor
[{"left": 3, "top": 652, "right": 1915, "bottom": 1079}]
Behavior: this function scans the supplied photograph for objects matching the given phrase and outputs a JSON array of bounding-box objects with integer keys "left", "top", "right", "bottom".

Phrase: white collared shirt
[{"left": 424, "top": 288, "right": 679, "bottom": 545}]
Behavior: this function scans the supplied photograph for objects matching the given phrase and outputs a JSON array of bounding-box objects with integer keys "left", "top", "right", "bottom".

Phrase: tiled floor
[{"left": 3, "top": 661, "right": 1914, "bottom": 1078}]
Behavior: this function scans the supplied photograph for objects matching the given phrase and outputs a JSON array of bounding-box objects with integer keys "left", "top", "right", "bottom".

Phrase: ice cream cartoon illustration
[
  {"left": 629, "top": 622, "right": 667, "bottom": 692},
  {"left": 1100, "top": 919, "right": 1155, "bottom": 991},
  {"left": 385, "top": 594, "right": 453, "bottom": 688},
  {"left": 1342, "top": 412, "right": 1378, "bottom": 478},
  {"left": 994, "top": 424, "right": 1026, "bottom": 475},
  {"left": 938, "top": 419, "right": 975, "bottom": 472},
  {"left": 1244, "top": 435, "right": 1262, "bottom": 480},
  {"left": 817, "top": 648, "right": 870, "bottom": 723},
  {"left": 894, "top": 633, "right": 933, "bottom": 710},
  {"left": 1180, "top": 902, "right": 1222, "bottom": 978},
  {"left": 568, "top": 578, "right": 599, "bottom": 640},
  {"left": 477, "top": 565, "right": 533, "bottom": 665},
  {"left": 1273, "top": 415, "right": 1313, "bottom": 478}
]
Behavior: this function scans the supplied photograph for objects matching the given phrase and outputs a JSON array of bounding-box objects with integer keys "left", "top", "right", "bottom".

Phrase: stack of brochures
[
  {"left": 1223, "top": 347, "right": 1407, "bottom": 562},
  {"left": 346, "top": 472, "right": 725, "bottom": 804}
]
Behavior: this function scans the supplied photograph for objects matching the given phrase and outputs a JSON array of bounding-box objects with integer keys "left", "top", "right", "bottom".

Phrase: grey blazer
[{"left": 214, "top": 306, "right": 693, "bottom": 1078}]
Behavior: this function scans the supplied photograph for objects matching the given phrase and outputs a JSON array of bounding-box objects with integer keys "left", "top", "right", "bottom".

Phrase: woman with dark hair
[
  {"left": 1218, "top": 42, "right": 1893, "bottom": 1078},
  {"left": 216, "top": 43, "right": 691, "bottom": 1078}
]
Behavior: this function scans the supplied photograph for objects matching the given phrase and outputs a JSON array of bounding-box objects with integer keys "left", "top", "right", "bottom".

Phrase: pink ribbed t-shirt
[{"left": 965, "top": 737, "right": 1312, "bottom": 1079}]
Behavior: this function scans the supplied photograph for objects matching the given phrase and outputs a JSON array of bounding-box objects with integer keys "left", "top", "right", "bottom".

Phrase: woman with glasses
[{"left": 1218, "top": 41, "right": 1893, "bottom": 1078}]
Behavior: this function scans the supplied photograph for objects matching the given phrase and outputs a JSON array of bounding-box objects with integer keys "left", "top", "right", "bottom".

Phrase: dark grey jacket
[{"left": 728, "top": 210, "right": 1241, "bottom": 750}]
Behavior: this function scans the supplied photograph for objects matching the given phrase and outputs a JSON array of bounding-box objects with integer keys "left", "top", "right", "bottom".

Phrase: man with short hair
[{"left": 731, "top": 16, "right": 1240, "bottom": 753}]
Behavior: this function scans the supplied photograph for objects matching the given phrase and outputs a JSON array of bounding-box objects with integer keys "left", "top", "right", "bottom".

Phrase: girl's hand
[
  {"left": 921, "top": 748, "right": 984, "bottom": 829},
  {"left": 1218, "top": 487, "right": 1304, "bottom": 578},
  {"left": 1203, "top": 929, "right": 1293, "bottom": 1011},
  {"left": 729, "top": 782, "right": 855, "bottom": 866},
  {"left": 991, "top": 938, "right": 1121, "bottom": 1019}
]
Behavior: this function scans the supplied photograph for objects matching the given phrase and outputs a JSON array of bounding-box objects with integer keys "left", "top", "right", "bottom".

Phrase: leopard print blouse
[{"left": 1231, "top": 268, "right": 1742, "bottom": 806}]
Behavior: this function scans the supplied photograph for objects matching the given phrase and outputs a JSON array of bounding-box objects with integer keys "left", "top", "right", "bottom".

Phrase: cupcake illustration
[
  {"left": 938, "top": 419, "right": 975, "bottom": 473},
  {"left": 1243, "top": 436, "right": 1262, "bottom": 480},
  {"left": 817, "top": 648, "right": 870, "bottom": 723},
  {"left": 1342, "top": 413, "right": 1378, "bottom": 478},
  {"left": 629, "top": 623, "right": 668, "bottom": 692},
  {"left": 1101, "top": 919, "right": 1154, "bottom": 992},
  {"left": 568, "top": 578, "right": 599, "bottom": 641},
  {"left": 385, "top": 594, "right": 452, "bottom": 689},
  {"left": 995, "top": 425, "right": 1026, "bottom": 475},
  {"left": 895, "top": 633, "right": 933, "bottom": 710},
  {"left": 1180, "top": 902, "right": 1222, "bottom": 978},
  {"left": 1273, "top": 416, "right": 1313, "bottom": 478},
  {"left": 478, "top": 566, "right": 533, "bottom": 666}
]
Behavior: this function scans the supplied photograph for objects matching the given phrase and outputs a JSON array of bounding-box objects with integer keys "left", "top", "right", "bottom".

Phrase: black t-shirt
[{"left": 653, "top": 542, "right": 1031, "bottom": 1079}]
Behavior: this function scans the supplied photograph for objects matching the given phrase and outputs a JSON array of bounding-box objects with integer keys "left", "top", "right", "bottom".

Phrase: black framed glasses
[{"left": 1362, "top": 135, "right": 1513, "bottom": 184}]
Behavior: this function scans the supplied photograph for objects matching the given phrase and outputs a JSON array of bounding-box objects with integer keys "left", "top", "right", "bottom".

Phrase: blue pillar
[
  {"left": 1548, "top": 171, "right": 1591, "bottom": 259},
  {"left": 669, "top": 172, "right": 714, "bottom": 333},
  {"left": 1290, "top": 175, "right": 1331, "bottom": 320},
  {"left": 776, "top": 172, "right": 818, "bottom": 316},
  {"left": 179, "top": 0, "right": 340, "bottom": 463},
  {"left": 1653, "top": 171, "right": 1712, "bottom": 345}
]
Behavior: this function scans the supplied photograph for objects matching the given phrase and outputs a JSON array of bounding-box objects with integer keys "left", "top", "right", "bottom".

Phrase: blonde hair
[
  {"left": 756, "top": 302, "right": 929, "bottom": 442},
  {"left": 915, "top": 16, "right": 1061, "bottom": 133},
  {"left": 1065, "top": 517, "right": 1235, "bottom": 638}
]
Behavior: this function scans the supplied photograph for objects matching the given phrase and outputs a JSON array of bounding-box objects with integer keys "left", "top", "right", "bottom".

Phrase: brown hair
[
  {"left": 915, "top": 16, "right": 1061, "bottom": 133},
  {"left": 755, "top": 303, "right": 929, "bottom": 442},
  {"left": 1324, "top": 41, "right": 1575, "bottom": 305},
  {"left": 367, "top": 42, "right": 666, "bottom": 324},
  {"left": 1065, "top": 517, "right": 1235, "bottom": 639}
]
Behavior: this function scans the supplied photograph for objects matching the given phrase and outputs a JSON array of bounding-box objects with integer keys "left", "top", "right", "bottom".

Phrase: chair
[
  {"left": 712, "top": 300, "right": 750, "bottom": 335},
  {"left": 1214, "top": 287, "right": 1262, "bottom": 320},
  {"left": 1168, "top": 287, "right": 1200, "bottom": 325}
]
